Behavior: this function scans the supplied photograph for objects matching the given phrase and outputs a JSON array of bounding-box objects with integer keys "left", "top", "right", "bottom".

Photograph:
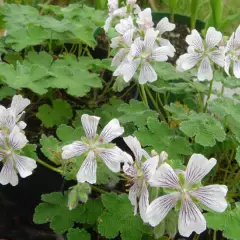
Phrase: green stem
[
  {"left": 190, "top": 0, "right": 199, "bottom": 29},
  {"left": 213, "top": 230, "right": 216, "bottom": 240},
  {"left": 220, "top": 82, "right": 225, "bottom": 95},
  {"left": 91, "top": 185, "right": 106, "bottom": 194},
  {"left": 140, "top": 84, "right": 148, "bottom": 107},
  {"left": 204, "top": 80, "right": 214, "bottom": 112},
  {"left": 49, "top": 30, "right": 53, "bottom": 54},
  {"left": 145, "top": 87, "right": 166, "bottom": 122},
  {"left": 36, "top": 159, "right": 62, "bottom": 173}
]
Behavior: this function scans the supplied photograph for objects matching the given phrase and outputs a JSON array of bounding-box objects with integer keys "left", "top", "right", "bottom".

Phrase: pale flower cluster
[{"left": 0, "top": 95, "right": 37, "bottom": 186}]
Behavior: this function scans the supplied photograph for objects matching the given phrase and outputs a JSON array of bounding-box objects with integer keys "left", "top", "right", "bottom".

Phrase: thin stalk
[
  {"left": 204, "top": 80, "right": 214, "bottom": 112},
  {"left": 169, "top": 0, "right": 177, "bottom": 22},
  {"left": 213, "top": 230, "right": 217, "bottom": 240},
  {"left": 78, "top": 43, "right": 82, "bottom": 58},
  {"left": 210, "top": 0, "right": 223, "bottom": 30},
  {"left": 140, "top": 84, "right": 148, "bottom": 107},
  {"left": 148, "top": 0, "right": 157, "bottom": 11},
  {"left": 220, "top": 82, "right": 225, "bottom": 95},
  {"left": 120, "top": 83, "right": 137, "bottom": 99},
  {"left": 49, "top": 31, "right": 53, "bottom": 54},
  {"left": 190, "top": 0, "right": 199, "bottom": 29},
  {"left": 36, "top": 159, "right": 63, "bottom": 173},
  {"left": 91, "top": 185, "right": 106, "bottom": 194},
  {"left": 145, "top": 86, "right": 166, "bottom": 122}
]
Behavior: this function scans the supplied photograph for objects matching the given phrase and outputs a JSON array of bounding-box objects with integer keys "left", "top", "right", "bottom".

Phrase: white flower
[
  {"left": 113, "top": 28, "right": 171, "bottom": 84},
  {"left": 146, "top": 154, "right": 228, "bottom": 237},
  {"left": 177, "top": 27, "right": 225, "bottom": 81},
  {"left": 0, "top": 126, "right": 37, "bottom": 186},
  {"left": 224, "top": 26, "right": 240, "bottom": 78},
  {"left": 115, "top": 16, "right": 136, "bottom": 36},
  {"left": 123, "top": 136, "right": 159, "bottom": 222},
  {"left": 136, "top": 8, "right": 154, "bottom": 30},
  {"left": 61, "top": 114, "right": 124, "bottom": 184},
  {"left": 156, "top": 17, "right": 176, "bottom": 57},
  {"left": 0, "top": 95, "right": 30, "bottom": 132}
]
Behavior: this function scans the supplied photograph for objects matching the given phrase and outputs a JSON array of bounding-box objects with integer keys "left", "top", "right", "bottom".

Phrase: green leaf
[
  {"left": 67, "top": 228, "right": 90, "bottom": 240},
  {"left": 236, "top": 146, "right": 240, "bottom": 166},
  {"left": 21, "top": 144, "right": 37, "bottom": 160},
  {"left": 118, "top": 99, "right": 158, "bottom": 127},
  {"left": 179, "top": 112, "right": 226, "bottom": 147},
  {"left": 204, "top": 203, "right": 240, "bottom": 240},
  {"left": 0, "top": 86, "right": 16, "bottom": 100},
  {"left": 37, "top": 99, "right": 73, "bottom": 128},
  {"left": 164, "top": 103, "right": 189, "bottom": 121},
  {"left": 98, "top": 193, "right": 150, "bottom": 240},
  {"left": 134, "top": 117, "right": 192, "bottom": 164}
]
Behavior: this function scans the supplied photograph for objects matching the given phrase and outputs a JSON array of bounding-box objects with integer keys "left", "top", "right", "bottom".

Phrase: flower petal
[
  {"left": 142, "top": 155, "right": 159, "bottom": 181},
  {"left": 17, "top": 121, "right": 27, "bottom": 130},
  {"left": 130, "top": 37, "right": 143, "bottom": 58},
  {"left": 185, "top": 154, "right": 217, "bottom": 187},
  {"left": 156, "top": 17, "right": 175, "bottom": 35},
  {"left": 98, "top": 146, "right": 121, "bottom": 172},
  {"left": 0, "top": 108, "right": 16, "bottom": 131},
  {"left": 115, "top": 16, "right": 134, "bottom": 35},
  {"left": 144, "top": 28, "right": 158, "bottom": 52},
  {"left": 225, "top": 33, "right": 235, "bottom": 53},
  {"left": 234, "top": 25, "right": 240, "bottom": 46},
  {"left": 0, "top": 157, "right": 18, "bottom": 186},
  {"left": 62, "top": 141, "right": 88, "bottom": 159},
  {"left": 139, "top": 181, "right": 149, "bottom": 222},
  {"left": 146, "top": 192, "right": 180, "bottom": 227},
  {"left": 10, "top": 95, "right": 30, "bottom": 118},
  {"left": 178, "top": 197, "right": 206, "bottom": 237},
  {"left": 123, "top": 136, "right": 142, "bottom": 161},
  {"left": 158, "top": 38, "right": 176, "bottom": 57},
  {"left": 224, "top": 56, "right": 231, "bottom": 76},
  {"left": 181, "top": 53, "right": 201, "bottom": 70},
  {"left": 8, "top": 126, "right": 28, "bottom": 150},
  {"left": 233, "top": 60, "right": 240, "bottom": 78},
  {"left": 99, "top": 119, "right": 124, "bottom": 143},
  {"left": 111, "top": 48, "right": 129, "bottom": 66},
  {"left": 129, "top": 182, "right": 140, "bottom": 215},
  {"left": 14, "top": 154, "right": 37, "bottom": 178},
  {"left": 186, "top": 30, "right": 204, "bottom": 51},
  {"left": 81, "top": 114, "right": 100, "bottom": 140},
  {"left": 77, "top": 151, "right": 97, "bottom": 184},
  {"left": 110, "top": 36, "right": 122, "bottom": 49},
  {"left": 151, "top": 46, "right": 170, "bottom": 61},
  {"left": 206, "top": 27, "right": 222, "bottom": 49},
  {"left": 209, "top": 49, "right": 225, "bottom": 67},
  {"left": 104, "top": 16, "right": 113, "bottom": 32},
  {"left": 139, "top": 62, "right": 157, "bottom": 84},
  {"left": 136, "top": 8, "right": 153, "bottom": 29},
  {"left": 197, "top": 57, "right": 213, "bottom": 81},
  {"left": 189, "top": 184, "right": 228, "bottom": 212},
  {"left": 149, "top": 163, "right": 180, "bottom": 189}
]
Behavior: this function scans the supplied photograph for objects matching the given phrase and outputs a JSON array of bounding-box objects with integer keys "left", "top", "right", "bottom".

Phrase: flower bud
[
  {"left": 68, "top": 187, "right": 78, "bottom": 210},
  {"left": 159, "top": 151, "right": 168, "bottom": 163}
]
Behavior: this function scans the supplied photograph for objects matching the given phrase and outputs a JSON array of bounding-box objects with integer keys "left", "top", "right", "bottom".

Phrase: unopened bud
[
  {"left": 68, "top": 187, "right": 78, "bottom": 210},
  {"left": 151, "top": 149, "right": 157, "bottom": 157},
  {"left": 159, "top": 151, "right": 168, "bottom": 163}
]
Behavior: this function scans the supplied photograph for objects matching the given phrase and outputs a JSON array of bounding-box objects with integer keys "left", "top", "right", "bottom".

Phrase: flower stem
[
  {"left": 220, "top": 82, "right": 225, "bottom": 95},
  {"left": 36, "top": 159, "right": 63, "bottom": 173},
  {"left": 204, "top": 80, "right": 214, "bottom": 112},
  {"left": 91, "top": 185, "right": 106, "bottom": 194},
  {"left": 213, "top": 230, "right": 217, "bottom": 240},
  {"left": 139, "top": 84, "right": 148, "bottom": 107}
]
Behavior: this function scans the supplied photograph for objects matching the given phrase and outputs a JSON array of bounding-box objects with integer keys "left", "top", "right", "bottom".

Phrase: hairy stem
[
  {"left": 204, "top": 80, "right": 214, "bottom": 112},
  {"left": 36, "top": 159, "right": 63, "bottom": 173}
]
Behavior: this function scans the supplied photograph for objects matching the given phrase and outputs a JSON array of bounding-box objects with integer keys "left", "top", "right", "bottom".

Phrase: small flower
[
  {"left": 136, "top": 8, "right": 154, "bottom": 30},
  {"left": 113, "top": 28, "right": 171, "bottom": 84},
  {"left": 155, "top": 17, "right": 176, "bottom": 57},
  {"left": 146, "top": 154, "right": 228, "bottom": 237},
  {"left": 224, "top": 25, "right": 240, "bottom": 78},
  {"left": 62, "top": 114, "right": 124, "bottom": 184},
  {"left": 0, "top": 95, "right": 30, "bottom": 132},
  {"left": 0, "top": 126, "right": 37, "bottom": 186},
  {"left": 176, "top": 27, "right": 225, "bottom": 81},
  {"left": 123, "top": 136, "right": 159, "bottom": 222}
]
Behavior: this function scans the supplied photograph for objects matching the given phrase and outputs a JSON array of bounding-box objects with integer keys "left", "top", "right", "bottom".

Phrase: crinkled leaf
[
  {"left": 0, "top": 86, "right": 16, "bottom": 100},
  {"left": 67, "top": 228, "right": 90, "bottom": 240}
]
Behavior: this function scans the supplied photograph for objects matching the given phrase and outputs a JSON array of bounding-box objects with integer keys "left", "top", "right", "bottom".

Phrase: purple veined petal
[
  {"left": 98, "top": 147, "right": 121, "bottom": 173},
  {"left": 181, "top": 52, "right": 201, "bottom": 70},
  {"left": 0, "top": 108, "right": 16, "bottom": 131},
  {"left": 144, "top": 28, "right": 158, "bottom": 52},
  {"left": 178, "top": 196, "right": 206, "bottom": 237},
  {"left": 129, "top": 182, "right": 140, "bottom": 215},
  {"left": 139, "top": 62, "right": 157, "bottom": 84},
  {"left": 8, "top": 126, "right": 28, "bottom": 150},
  {"left": 233, "top": 60, "right": 240, "bottom": 78},
  {"left": 209, "top": 49, "right": 225, "bottom": 67},
  {"left": 17, "top": 121, "right": 27, "bottom": 130},
  {"left": 122, "top": 28, "right": 134, "bottom": 46},
  {"left": 158, "top": 38, "right": 176, "bottom": 57},
  {"left": 10, "top": 95, "right": 30, "bottom": 118},
  {"left": 189, "top": 184, "right": 228, "bottom": 212},
  {"left": 108, "top": 0, "right": 118, "bottom": 12},
  {"left": 133, "top": 4, "right": 141, "bottom": 14},
  {"left": 123, "top": 161, "right": 137, "bottom": 178},
  {"left": 123, "top": 136, "right": 143, "bottom": 162},
  {"left": 225, "top": 33, "right": 235, "bottom": 53},
  {"left": 13, "top": 153, "right": 37, "bottom": 178},
  {"left": 110, "top": 36, "right": 122, "bottom": 49},
  {"left": 136, "top": 8, "right": 153, "bottom": 29},
  {"left": 0, "top": 156, "right": 18, "bottom": 186},
  {"left": 142, "top": 149, "right": 150, "bottom": 159},
  {"left": 115, "top": 16, "right": 134, "bottom": 35},
  {"left": 142, "top": 155, "right": 159, "bottom": 181},
  {"left": 146, "top": 192, "right": 180, "bottom": 227},
  {"left": 206, "top": 27, "right": 222, "bottom": 49},
  {"left": 62, "top": 141, "right": 88, "bottom": 159},
  {"left": 77, "top": 151, "right": 97, "bottom": 184},
  {"left": 234, "top": 25, "right": 240, "bottom": 47},
  {"left": 149, "top": 163, "right": 180, "bottom": 189},
  {"left": 112, "top": 6, "right": 127, "bottom": 17},
  {"left": 121, "top": 59, "right": 141, "bottom": 82},
  {"left": 111, "top": 49, "right": 129, "bottom": 67},
  {"left": 224, "top": 56, "right": 231, "bottom": 76},
  {"left": 99, "top": 119, "right": 124, "bottom": 143},
  {"left": 186, "top": 29, "right": 204, "bottom": 51},
  {"left": 185, "top": 154, "right": 217, "bottom": 187},
  {"left": 156, "top": 17, "right": 175, "bottom": 35},
  {"left": 139, "top": 180, "right": 149, "bottom": 222},
  {"left": 197, "top": 57, "right": 213, "bottom": 81},
  {"left": 159, "top": 151, "right": 168, "bottom": 164},
  {"left": 81, "top": 114, "right": 100, "bottom": 140},
  {"left": 131, "top": 37, "right": 144, "bottom": 58},
  {"left": 151, "top": 46, "right": 170, "bottom": 62}
]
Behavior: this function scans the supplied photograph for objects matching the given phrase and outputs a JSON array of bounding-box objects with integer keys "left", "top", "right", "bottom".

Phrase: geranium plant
[{"left": 0, "top": 0, "right": 240, "bottom": 239}]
